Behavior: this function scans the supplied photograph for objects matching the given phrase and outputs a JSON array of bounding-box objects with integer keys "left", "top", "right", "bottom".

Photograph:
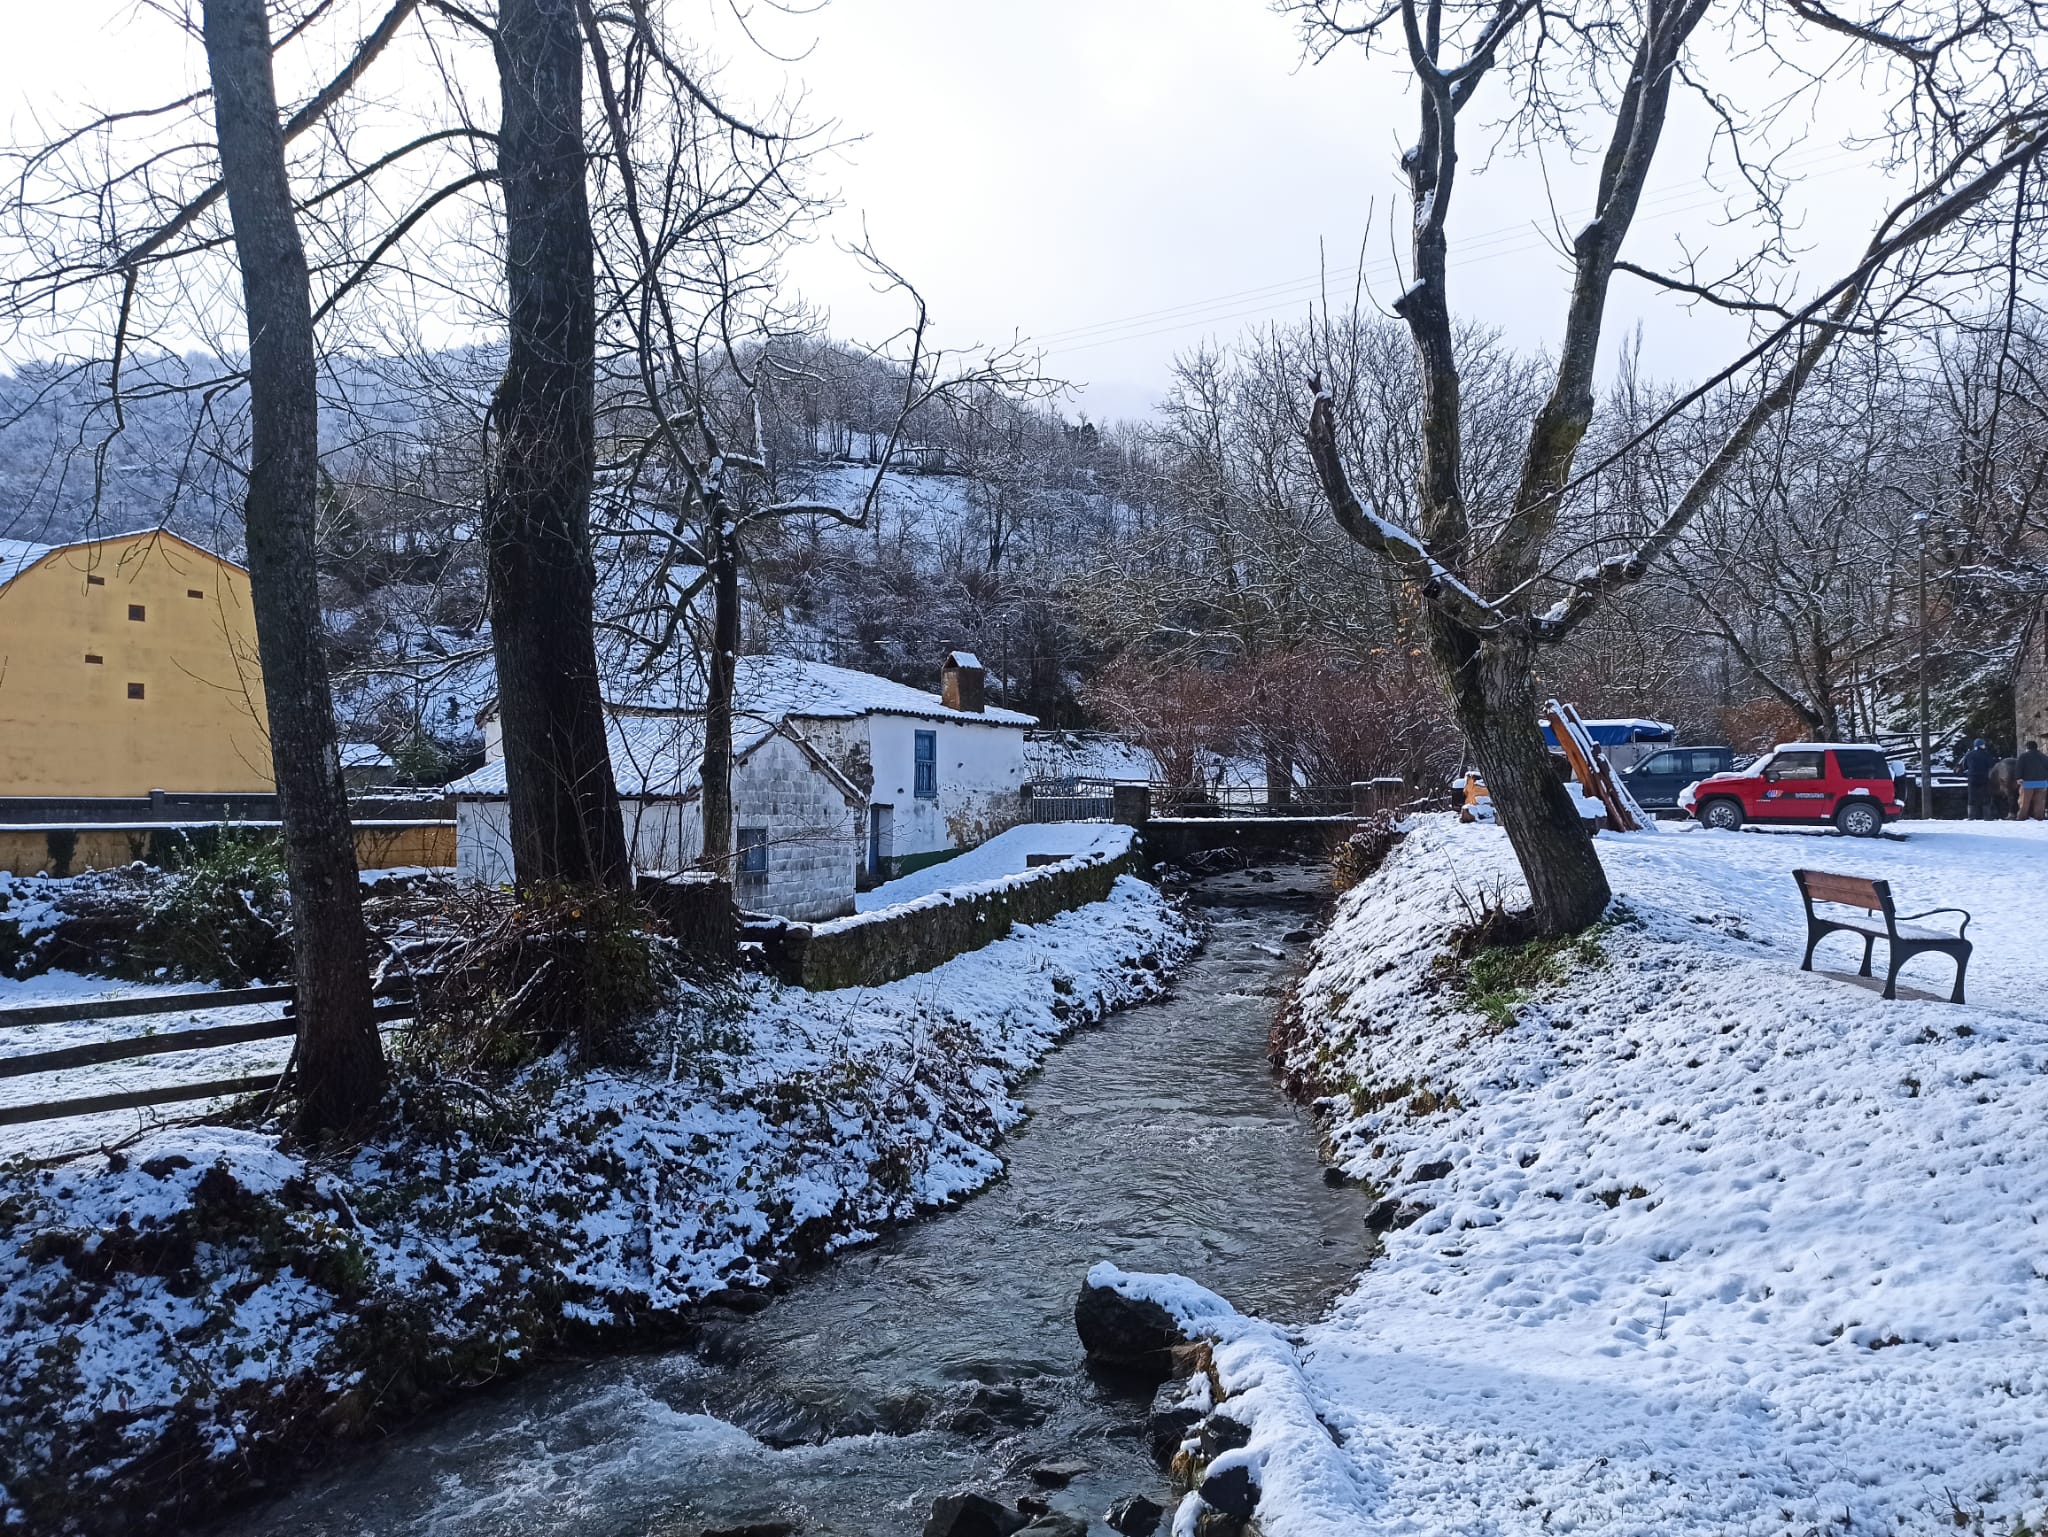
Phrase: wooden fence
[{"left": 0, "top": 981, "right": 420, "bottom": 1127}]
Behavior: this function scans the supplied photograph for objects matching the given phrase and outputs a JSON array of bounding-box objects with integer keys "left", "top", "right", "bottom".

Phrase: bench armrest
[{"left": 1896, "top": 907, "right": 1971, "bottom": 938}]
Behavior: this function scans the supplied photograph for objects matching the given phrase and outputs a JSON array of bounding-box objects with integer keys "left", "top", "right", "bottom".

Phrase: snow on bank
[
  {"left": 853, "top": 821, "right": 1133, "bottom": 912},
  {"left": 1233, "top": 816, "right": 2048, "bottom": 1536},
  {"left": 0, "top": 875, "right": 1192, "bottom": 1531}
]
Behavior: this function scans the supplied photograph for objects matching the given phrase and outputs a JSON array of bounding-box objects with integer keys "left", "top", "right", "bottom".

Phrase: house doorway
[{"left": 868, "top": 804, "right": 892, "bottom": 880}]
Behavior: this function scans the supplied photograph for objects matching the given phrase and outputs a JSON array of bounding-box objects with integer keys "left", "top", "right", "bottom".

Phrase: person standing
[
  {"left": 2019, "top": 740, "right": 2048, "bottom": 821},
  {"left": 1961, "top": 737, "right": 1999, "bottom": 820}
]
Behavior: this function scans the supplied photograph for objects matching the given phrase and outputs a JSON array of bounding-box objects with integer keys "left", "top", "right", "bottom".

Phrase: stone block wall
[
  {"left": 739, "top": 733, "right": 861, "bottom": 922},
  {"left": 768, "top": 845, "right": 1138, "bottom": 990}
]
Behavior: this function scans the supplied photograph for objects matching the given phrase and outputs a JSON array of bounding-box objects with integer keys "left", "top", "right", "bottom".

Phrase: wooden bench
[{"left": 1793, "top": 868, "right": 1972, "bottom": 1003}]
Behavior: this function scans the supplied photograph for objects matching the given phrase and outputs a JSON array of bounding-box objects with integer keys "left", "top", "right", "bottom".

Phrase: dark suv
[{"left": 1618, "top": 746, "right": 1736, "bottom": 811}]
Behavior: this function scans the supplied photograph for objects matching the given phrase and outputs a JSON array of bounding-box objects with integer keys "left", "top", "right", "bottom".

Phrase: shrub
[
  {"left": 138, "top": 834, "right": 292, "bottom": 985},
  {"left": 1331, "top": 813, "right": 1405, "bottom": 892},
  {"left": 400, "top": 884, "right": 683, "bottom": 1076}
]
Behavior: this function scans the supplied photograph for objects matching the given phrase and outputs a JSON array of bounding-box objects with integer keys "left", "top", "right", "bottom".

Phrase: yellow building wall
[{"left": 0, "top": 533, "right": 274, "bottom": 797}]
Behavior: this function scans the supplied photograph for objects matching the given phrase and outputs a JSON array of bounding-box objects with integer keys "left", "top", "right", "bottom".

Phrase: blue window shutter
[{"left": 914, "top": 731, "right": 937, "bottom": 799}]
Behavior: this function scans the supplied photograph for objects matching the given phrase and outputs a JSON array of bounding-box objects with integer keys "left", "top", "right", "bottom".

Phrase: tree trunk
[
  {"left": 200, "top": 0, "right": 383, "bottom": 1134},
  {"left": 698, "top": 517, "right": 739, "bottom": 869},
  {"left": 487, "top": 0, "right": 629, "bottom": 891},
  {"left": 1432, "top": 616, "right": 1611, "bottom": 936}
]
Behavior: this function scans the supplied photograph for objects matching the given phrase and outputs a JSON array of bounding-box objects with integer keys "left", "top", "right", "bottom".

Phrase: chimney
[{"left": 941, "top": 649, "right": 986, "bottom": 713}]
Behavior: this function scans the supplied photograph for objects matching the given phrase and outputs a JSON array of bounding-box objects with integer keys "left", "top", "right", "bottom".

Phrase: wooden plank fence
[{"left": 0, "top": 980, "right": 422, "bottom": 1127}]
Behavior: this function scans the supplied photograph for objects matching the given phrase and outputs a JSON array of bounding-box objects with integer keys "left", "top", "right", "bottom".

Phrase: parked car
[
  {"left": 1618, "top": 745, "right": 1736, "bottom": 812},
  {"left": 1679, "top": 743, "right": 1902, "bottom": 836}
]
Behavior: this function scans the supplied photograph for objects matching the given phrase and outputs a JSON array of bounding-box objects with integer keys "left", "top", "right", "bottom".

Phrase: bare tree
[
  {"left": 1290, "top": 0, "right": 2048, "bottom": 933},
  {"left": 485, "top": 0, "right": 630, "bottom": 891}
]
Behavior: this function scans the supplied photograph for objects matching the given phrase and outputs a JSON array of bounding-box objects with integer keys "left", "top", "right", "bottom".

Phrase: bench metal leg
[
  {"left": 1801, "top": 925, "right": 1820, "bottom": 973},
  {"left": 1950, "top": 949, "right": 1969, "bottom": 1006},
  {"left": 1859, "top": 934, "right": 1875, "bottom": 978},
  {"left": 1883, "top": 949, "right": 1902, "bottom": 1001}
]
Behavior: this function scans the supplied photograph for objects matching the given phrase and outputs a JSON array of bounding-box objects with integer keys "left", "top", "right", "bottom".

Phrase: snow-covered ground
[
  {"left": 0, "top": 874, "right": 1193, "bottom": 1531},
  {"left": 854, "top": 821, "right": 1131, "bottom": 912},
  {"left": 1218, "top": 816, "right": 2048, "bottom": 1536}
]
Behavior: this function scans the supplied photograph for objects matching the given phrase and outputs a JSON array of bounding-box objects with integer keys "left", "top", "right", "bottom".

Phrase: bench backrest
[{"left": 1794, "top": 867, "right": 1892, "bottom": 913}]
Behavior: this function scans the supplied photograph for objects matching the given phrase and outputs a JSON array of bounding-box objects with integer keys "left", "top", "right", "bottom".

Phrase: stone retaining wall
[{"left": 768, "top": 845, "right": 1138, "bottom": 990}]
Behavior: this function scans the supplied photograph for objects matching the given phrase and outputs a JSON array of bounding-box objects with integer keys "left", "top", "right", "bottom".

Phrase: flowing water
[{"left": 228, "top": 864, "right": 1371, "bottom": 1537}]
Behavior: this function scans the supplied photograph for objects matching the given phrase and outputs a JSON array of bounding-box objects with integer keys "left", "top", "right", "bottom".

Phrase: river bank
[
  {"left": 0, "top": 875, "right": 1193, "bottom": 1535},
  {"left": 206, "top": 863, "right": 1366, "bottom": 1537},
  {"left": 1183, "top": 814, "right": 2048, "bottom": 1535}
]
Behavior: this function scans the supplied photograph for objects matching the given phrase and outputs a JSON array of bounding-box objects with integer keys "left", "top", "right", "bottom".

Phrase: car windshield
[{"left": 1833, "top": 749, "right": 1890, "bottom": 780}]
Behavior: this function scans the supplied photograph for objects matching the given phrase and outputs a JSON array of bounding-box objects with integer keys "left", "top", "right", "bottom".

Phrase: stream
[{"left": 229, "top": 864, "right": 1371, "bottom": 1537}]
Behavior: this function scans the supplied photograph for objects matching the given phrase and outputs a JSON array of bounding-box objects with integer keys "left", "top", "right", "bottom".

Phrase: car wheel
[
  {"left": 1699, "top": 798, "right": 1744, "bottom": 831},
  {"left": 1835, "top": 800, "right": 1883, "bottom": 838}
]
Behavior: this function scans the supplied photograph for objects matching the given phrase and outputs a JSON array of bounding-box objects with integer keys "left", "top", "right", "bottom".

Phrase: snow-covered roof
[
  {"left": 944, "top": 650, "right": 983, "bottom": 670},
  {"left": 0, "top": 539, "right": 52, "bottom": 589},
  {"left": 446, "top": 716, "right": 782, "bottom": 799},
  {"left": 593, "top": 652, "right": 1036, "bottom": 728}
]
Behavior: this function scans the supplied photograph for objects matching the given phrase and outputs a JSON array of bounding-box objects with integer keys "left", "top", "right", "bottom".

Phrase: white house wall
[
  {"left": 455, "top": 733, "right": 859, "bottom": 922},
  {"left": 455, "top": 798, "right": 515, "bottom": 885},
  {"left": 865, "top": 714, "right": 1029, "bottom": 860}
]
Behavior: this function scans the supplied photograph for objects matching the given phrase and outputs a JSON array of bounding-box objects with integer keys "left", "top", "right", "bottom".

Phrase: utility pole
[{"left": 1917, "top": 509, "right": 1933, "bottom": 820}]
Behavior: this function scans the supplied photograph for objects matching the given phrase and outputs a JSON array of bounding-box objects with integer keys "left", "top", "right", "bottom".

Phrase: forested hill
[{"left": 0, "top": 349, "right": 484, "bottom": 552}]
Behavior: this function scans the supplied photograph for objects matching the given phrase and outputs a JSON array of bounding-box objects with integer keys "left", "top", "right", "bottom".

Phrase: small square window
[
  {"left": 84, "top": 653, "right": 102, "bottom": 664},
  {"left": 737, "top": 827, "right": 769, "bottom": 876},
  {"left": 85, "top": 574, "right": 104, "bottom": 587},
  {"left": 126, "top": 682, "right": 145, "bottom": 700},
  {"left": 127, "top": 604, "right": 146, "bottom": 622},
  {"left": 186, "top": 589, "right": 204, "bottom": 599}
]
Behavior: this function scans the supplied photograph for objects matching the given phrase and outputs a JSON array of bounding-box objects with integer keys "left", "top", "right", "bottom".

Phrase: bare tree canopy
[{"left": 1287, "top": 0, "right": 2048, "bottom": 933}]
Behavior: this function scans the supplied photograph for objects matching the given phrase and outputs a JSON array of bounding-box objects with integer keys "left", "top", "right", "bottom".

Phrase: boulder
[
  {"left": 922, "top": 1492, "right": 1028, "bottom": 1537},
  {"left": 1197, "top": 1414, "right": 1251, "bottom": 1460},
  {"left": 1074, "top": 1276, "right": 1188, "bottom": 1381},
  {"left": 1365, "top": 1198, "right": 1429, "bottom": 1233},
  {"left": 1024, "top": 1459, "right": 1089, "bottom": 1489},
  {"left": 1199, "top": 1462, "right": 1259, "bottom": 1520},
  {"left": 1105, "top": 1494, "right": 1166, "bottom": 1535}
]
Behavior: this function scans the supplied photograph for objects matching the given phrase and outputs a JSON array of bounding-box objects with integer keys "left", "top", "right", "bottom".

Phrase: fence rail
[{"left": 0, "top": 980, "right": 421, "bottom": 1128}]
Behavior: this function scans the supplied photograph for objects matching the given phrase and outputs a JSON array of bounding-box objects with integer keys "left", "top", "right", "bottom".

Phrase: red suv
[{"left": 1680, "top": 744, "right": 1902, "bottom": 837}]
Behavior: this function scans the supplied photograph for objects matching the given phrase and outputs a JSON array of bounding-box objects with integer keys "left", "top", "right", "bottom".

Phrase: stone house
[
  {"left": 479, "top": 649, "right": 1038, "bottom": 884},
  {"left": 447, "top": 715, "right": 864, "bottom": 921}
]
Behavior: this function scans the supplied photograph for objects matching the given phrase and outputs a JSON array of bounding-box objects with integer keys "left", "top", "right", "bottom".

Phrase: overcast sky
[{"left": 2, "top": 0, "right": 1894, "bottom": 423}]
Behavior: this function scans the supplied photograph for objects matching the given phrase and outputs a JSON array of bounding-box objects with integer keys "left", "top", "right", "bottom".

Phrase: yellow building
[{"left": 0, "top": 530, "right": 273, "bottom": 797}]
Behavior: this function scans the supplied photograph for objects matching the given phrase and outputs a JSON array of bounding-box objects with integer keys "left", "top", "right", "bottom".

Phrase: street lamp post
[{"left": 1917, "top": 509, "right": 1932, "bottom": 820}]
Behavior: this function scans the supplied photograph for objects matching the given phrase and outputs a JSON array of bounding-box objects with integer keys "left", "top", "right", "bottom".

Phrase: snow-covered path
[{"left": 1251, "top": 818, "right": 2048, "bottom": 1536}]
